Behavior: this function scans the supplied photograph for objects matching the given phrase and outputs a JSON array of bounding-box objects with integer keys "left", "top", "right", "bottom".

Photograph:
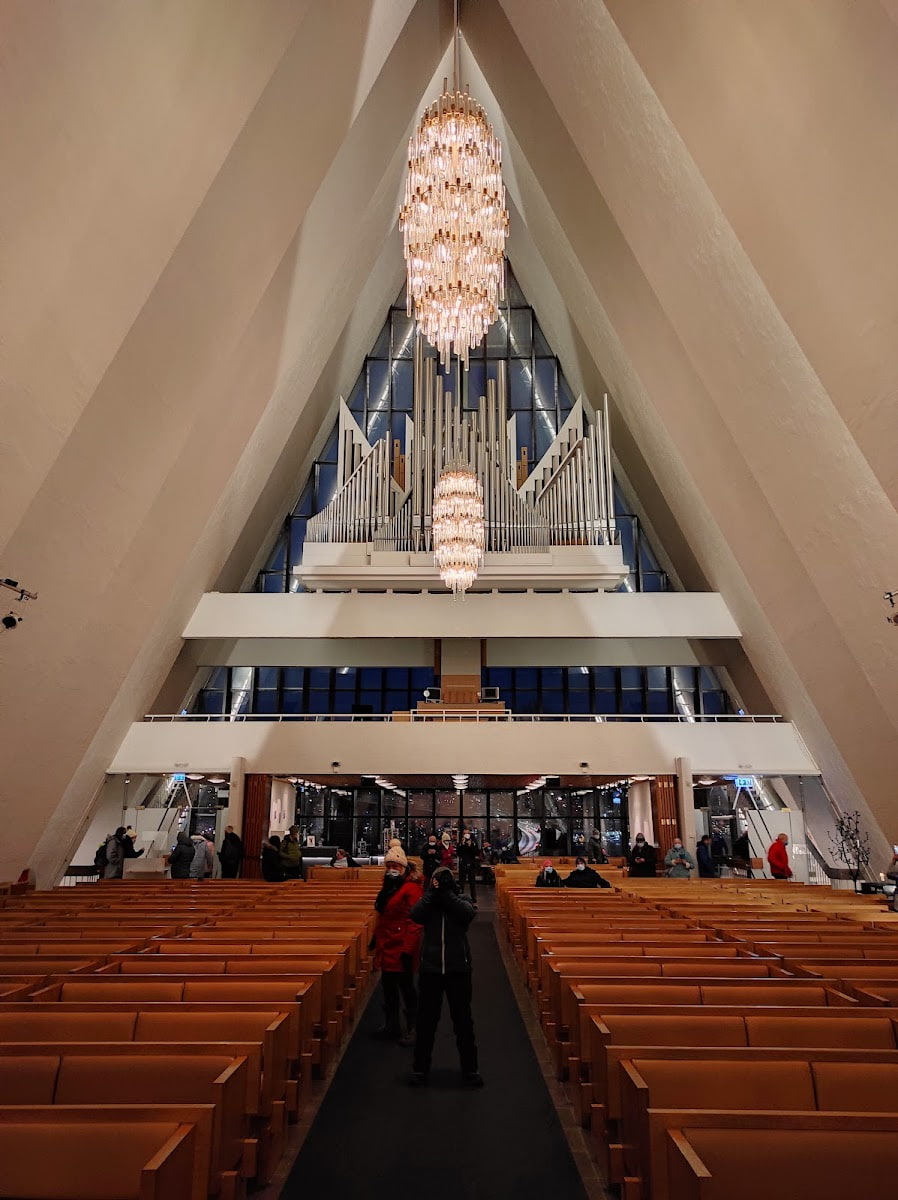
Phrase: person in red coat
[
  {"left": 371, "top": 843, "right": 423, "bottom": 1042},
  {"left": 438, "top": 830, "right": 455, "bottom": 868},
  {"left": 767, "top": 833, "right": 793, "bottom": 880}
]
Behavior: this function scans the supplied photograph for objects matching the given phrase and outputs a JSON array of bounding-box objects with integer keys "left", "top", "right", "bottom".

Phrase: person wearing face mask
[
  {"left": 628, "top": 834, "right": 657, "bottom": 878},
  {"left": 586, "top": 830, "right": 608, "bottom": 865},
  {"left": 535, "top": 860, "right": 562, "bottom": 888},
  {"left": 420, "top": 834, "right": 442, "bottom": 880},
  {"left": 439, "top": 830, "right": 456, "bottom": 868},
  {"left": 563, "top": 856, "right": 612, "bottom": 888},
  {"left": 457, "top": 829, "right": 481, "bottom": 903},
  {"left": 664, "top": 837, "right": 696, "bottom": 878},
  {"left": 370, "top": 843, "right": 423, "bottom": 1043}
]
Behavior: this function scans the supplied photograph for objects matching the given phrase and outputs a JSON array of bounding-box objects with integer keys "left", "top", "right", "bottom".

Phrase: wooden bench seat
[
  {"left": 586, "top": 1012, "right": 898, "bottom": 1130},
  {"left": 619, "top": 1057, "right": 898, "bottom": 1200},
  {"left": 665, "top": 1121, "right": 898, "bottom": 1200},
  {"left": 0, "top": 1105, "right": 213, "bottom": 1200}
]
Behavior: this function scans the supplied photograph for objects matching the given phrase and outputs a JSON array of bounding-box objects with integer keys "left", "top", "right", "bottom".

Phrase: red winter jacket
[
  {"left": 374, "top": 878, "right": 423, "bottom": 971},
  {"left": 767, "top": 839, "right": 792, "bottom": 878}
]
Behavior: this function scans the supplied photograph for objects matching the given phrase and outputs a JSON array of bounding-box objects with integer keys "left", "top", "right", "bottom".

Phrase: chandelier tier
[
  {"left": 432, "top": 466, "right": 485, "bottom": 598},
  {"left": 399, "top": 8, "right": 508, "bottom": 366}
]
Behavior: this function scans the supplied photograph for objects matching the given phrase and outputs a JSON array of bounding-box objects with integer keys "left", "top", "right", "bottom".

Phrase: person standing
[
  {"left": 188, "top": 833, "right": 214, "bottom": 880},
  {"left": 103, "top": 827, "right": 126, "bottom": 880},
  {"left": 563, "top": 856, "right": 612, "bottom": 888},
  {"left": 421, "top": 834, "right": 442, "bottom": 881},
  {"left": 438, "top": 831, "right": 455, "bottom": 868},
  {"left": 732, "top": 831, "right": 753, "bottom": 877},
  {"left": 587, "top": 830, "right": 608, "bottom": 865},
  {"left": 219, "top": 826, "right": 244, "bottom": 879},
  {"left": 371, "top": 844, "right": 422, "bottom": 1043},
  {"left": 767, "top": 832, "right": 793, "bottom": 880},
  {"left": 261, "top": 835, "right": 286, "bottom": 882},
  {"left": 457, "top": 830, "right": 480, "bottom": 903},
  {"left": 167, "top": 831, "right": 196, "bottom": 879},
  {"left": 121, "top": 828, "right": 144, "bottom": 862},
  {"left": 535, "top": 860, "right": 562, "bottom": 888},
  {"left": 664, "top": 838, "right": 696, "bottom": 878},
  {"left": 628, "top": 835, "right": 657, "bottom": 878},
  {"left": 408, "top": 867, "right": 482, "bottom": 1088},
  {"left": 696, "top": 834, "right": 717, "bottom": 878},
  {"left": 280, "top": 826, "right": 305, "bottom": 880}
]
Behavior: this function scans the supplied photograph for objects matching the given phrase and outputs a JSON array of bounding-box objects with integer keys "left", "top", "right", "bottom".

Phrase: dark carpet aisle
[{"left": 281, "top": 916, "right": 589, "bottom": 1200}]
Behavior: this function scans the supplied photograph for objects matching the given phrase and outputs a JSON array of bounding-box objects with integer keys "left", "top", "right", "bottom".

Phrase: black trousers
[
  {"left": 220, "top": 863, "right": 240, "bottom": 879},
  {"left": 381, "top": 968, "right": 417, "bottom": 1034},
  {"left": 413, "top": 971, "right": 477, "bottom": 1075},
  {"left": 458, "top": 861, "right": 477, "bottom": 901}
]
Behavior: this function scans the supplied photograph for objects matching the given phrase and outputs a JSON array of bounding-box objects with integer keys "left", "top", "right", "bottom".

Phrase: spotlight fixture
[
  {"left": 1, "top": 612, "right": 22, "bottom": 631},
  {"left": 451, "top": 774, "right": 469, "bottom": 790}
]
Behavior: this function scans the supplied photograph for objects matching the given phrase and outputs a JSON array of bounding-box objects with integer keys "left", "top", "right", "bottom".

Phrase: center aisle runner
[{"left": 281, "top": 917, "right": 588, "bottom": 1199}]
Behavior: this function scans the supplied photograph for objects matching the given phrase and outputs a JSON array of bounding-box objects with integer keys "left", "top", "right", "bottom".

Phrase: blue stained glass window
[
  {"left": 509, "top": 359, "right": 532, "bottom": 411},
  {"left": 315, "top": 463, "right": 337, "bottom": 509},
  {"left": 392, "top": 361, "right": 413, "bottom": 411}
]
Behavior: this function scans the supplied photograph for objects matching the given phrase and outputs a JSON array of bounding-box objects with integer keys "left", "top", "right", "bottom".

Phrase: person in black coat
[
  {"left": 121, "top": 828, "right": 144, "bottom": 861},
  {"left": 218, "top": 826, "right": 244, "bottom": 879},
  {"left": 408, "top": 867, "right": 481, "bottom": 1088},
  {"left": 628, "top": 835, "right": 657, "bottom": 878},
  {"left": 456, "top": 830, "right": 481, "bottom": 903},
  {"left": 696, "top": 834, "right": 718, "bottom": 878},
  {"left": 420, "top": 835, "right": 443, "bottom": 880},
  {"left": 563, "top": 856, "right": 612, "bottom": 889},
  {"left": 535, "top": 861, "right": 562, "bottom": 887},
  {"left": 261, "top": 835, "right": 286, "bottom": 882},
  {"left": 168, "top": 831, "right": 196, "bottom": 879}
]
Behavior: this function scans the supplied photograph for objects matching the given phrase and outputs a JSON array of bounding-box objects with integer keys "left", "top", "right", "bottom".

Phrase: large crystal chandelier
[
  {"left": 432, "top": 466, "right": 485, "bottom": 597},
  {"left": 399, "top": 6, "right": 508, "bottom": 366}
]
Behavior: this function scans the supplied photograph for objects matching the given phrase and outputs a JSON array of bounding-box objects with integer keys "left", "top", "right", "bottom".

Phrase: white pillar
[
  {"left": 229, "top": 756, "right": 246, "bottom": 836},
  {"left": 675, "top": 755, "right": 696, "bottom": 856},
  {"left": 628, "top": 780, "right": 654, "bottom": 845}
]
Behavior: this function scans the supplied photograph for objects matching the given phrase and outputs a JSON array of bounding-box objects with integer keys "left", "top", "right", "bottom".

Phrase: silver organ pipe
[{"left": 307, "top": 349, "right": 613, "bottom": 558}]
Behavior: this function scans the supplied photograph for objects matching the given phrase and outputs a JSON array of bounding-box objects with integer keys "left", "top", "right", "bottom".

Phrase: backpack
[{"left": 94, "top": 841, "right": 108, "bottom": 873}]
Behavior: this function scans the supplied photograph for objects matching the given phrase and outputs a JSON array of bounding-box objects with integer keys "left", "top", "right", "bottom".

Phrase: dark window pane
[
  {"left": 646, "top": 667, "right": 668, "bottom": 691},
  {"left": 199, "top": 690, "right": 225, "bottom": 715},
  {"left": 392, "top": 360, "right": 413, "bottom": 411},
  {"left": 516, "top": 690, "right": 538, "bottom": 714},
  {"left": 257, "top": 667, "right": 279, "bottom": 690},
  {"left": 391, "top": 311, "right": 414, "bottom": 357},
  {"left": 541, "top": 667, "right": 563, "bottom": 690},
  {"left": 593, "top": 667, "right": 616, "bottom": 690},
  {"left": 255, "top": 691, "right": 279, "bottom": 715},
  {"left": 385, "top": 691, "right": 408, "bottom": 712},
  {"left": 509, "top": 358, "right": 532, "bottom": 411},
  {"left": 466, "top": 362, "right": 486, "bottom": 407},
  {"left": 292, "top": 482, "right": 315, "bottom": 518},
  {"left": 486, "top": 313, "right": 508, "bottom": 356},
  {"left": 283, "top": 667, "right": 304, "bottom": 689},
  {"left": 594, "top": 691, "right": 618, "bottom": 715},
  {"left": 620, "top": 690, "right": 643, "bottom": 714},
  {"left": 333, "top": 691, "right": 354, "bottom": 713},
  {"left": 315, "top": 463, "right": 337, "bottom": 509},
  {"left": 385, "top": 667, "right": 407, "bottom": 689},
  {"left": 508, "top": 307, "right": 532, "bottom": 355},
  {"left": 282, "top": 690, "right": 304, "bottom": 714},
  {"left": 307, "top": 690, "right": 330, "bottom": 713},
  {"left": 289, "top": 518, "right": 307, "bottom": 566},
  {"left": 542, "top": 691, "right": 563, "bottom": 714},
  {"left": 621, "top": 666, "right": 642, "bottom": 690},
  {"left": 516, "top": 668, "right": 538, "bottom": 689},
  {"left": 568, "top": 691, "right": 590, "bottom": 714},
  {"left": 320, "top": 425, "right": 339, "bottom": 463},
  {"left": 646, "top": 691, "right": 670, "bottom": 714},
  {"left": 567, "top": 668, "right": 590, "bottom": 690},
  {"left": 360, "top": 668, "right": 381, "bottom": 689},
  {"left": 308, "top": 668, "right": 330, "bottom": 690},
  {"left": 411, "top": 668, "right": 435, "bottom": 692},
  {"left": 334, "top": 668, "right": 356, "bottom": 691},
  {"left": 359, "top": 691, "right": 381, "bottom": 712},
  {"left": 702, "top": 692, "right": 725, "bottom": 715}
]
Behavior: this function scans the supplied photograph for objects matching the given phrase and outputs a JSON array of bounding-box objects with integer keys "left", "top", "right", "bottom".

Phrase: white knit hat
[{"left": 384, "top": 844, "right": 408, "bottom": 868}]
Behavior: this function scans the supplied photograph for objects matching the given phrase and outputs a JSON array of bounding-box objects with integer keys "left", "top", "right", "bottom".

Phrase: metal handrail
[{"left": 144, "top": 711, "right": 785, "bottom": 724}]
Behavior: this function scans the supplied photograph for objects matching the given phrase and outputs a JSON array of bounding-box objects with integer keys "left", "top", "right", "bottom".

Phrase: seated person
[
  {"left": 330, "top": 847, "right": 359, "bottom": 868},
  {"left": 563, "top": 856, "right": 611, "bottom": 889},
  {"left": 535, "top": 860, "right": 562, "bottom": 888}
]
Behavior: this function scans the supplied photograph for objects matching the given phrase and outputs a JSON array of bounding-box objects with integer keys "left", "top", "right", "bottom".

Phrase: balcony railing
[{"left": 144, "top": 711, "right": 784, "bottom": 724}]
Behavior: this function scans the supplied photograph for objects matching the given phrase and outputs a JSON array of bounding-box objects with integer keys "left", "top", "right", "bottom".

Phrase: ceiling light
[
  {"left": 433, "top": 467, "right": 484, "bottom": 596},
  {"left": 399, "top": 9, "right": 508, "bottom": 367},
  {"left": 207, "top": 776, "right": 227, "bottom": 785},
  {"left": 452, "top": 774, "right": 469, "bottom": 790},
  {"left": 697, "top": 777, "right": 716, "bottom": 786},
  {"left": 186, "top": 773, "right": 204, "bottom": 781}
]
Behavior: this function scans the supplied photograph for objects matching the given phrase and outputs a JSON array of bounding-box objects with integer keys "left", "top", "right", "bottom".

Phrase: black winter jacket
[
  {"left": 563, "top": 866, "right": 612, "bottom": 889},
  {"left": 410, "top": 884, "right": 475, "bottom": 973},
  {"left": 420, "top": 842, "right": 443, "bottom": 877},
  {"left": 535, "top": 868, "right": 562, "bottom": 887}
]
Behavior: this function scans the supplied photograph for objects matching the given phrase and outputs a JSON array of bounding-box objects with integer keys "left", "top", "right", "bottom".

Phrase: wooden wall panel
[
  {"left": 651, "top": 775, "right": 680, "bottom": 860},
  {"left": 242, "top": 773, "right": 271, "bottom": 880}
]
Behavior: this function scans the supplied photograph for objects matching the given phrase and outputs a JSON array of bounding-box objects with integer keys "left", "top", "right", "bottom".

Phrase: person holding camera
[
  {"left": 408, "top": 866, "right": 482, "bottom": 1088},
  {"left": 664, "top": 837, "right": 696, "bottom": 878}
]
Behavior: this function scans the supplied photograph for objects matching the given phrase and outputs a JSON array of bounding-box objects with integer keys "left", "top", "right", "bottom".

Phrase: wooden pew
[
  {"left": 0, "top": 1105, "right": 213, "bottom": 1200},
  {"left": 665, "top": 1120, "right": 898, "bottom": 1200}
]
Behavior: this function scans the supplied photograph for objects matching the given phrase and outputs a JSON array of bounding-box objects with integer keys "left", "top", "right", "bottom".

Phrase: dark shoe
[
  {"left": 370, "top": 1027, "right": 401, "bottom": 1041},
  {"left": 408, "top": 1071, "right": 429, "bottom": 1087},
  {"left": 462, "top": 1072, "right": 484, "bottom": 1088}
]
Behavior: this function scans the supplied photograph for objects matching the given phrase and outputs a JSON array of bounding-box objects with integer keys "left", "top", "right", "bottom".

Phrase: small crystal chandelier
[
  {"left": 432, "top": 466, "right": 485, "bottom": 597},
  {"left": 399, "top": 2, "right": 508, "bottom": 366}
]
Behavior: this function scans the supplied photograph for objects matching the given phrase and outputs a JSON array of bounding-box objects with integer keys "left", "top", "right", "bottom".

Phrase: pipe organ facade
[{"left": 297, "top": 336, "right": 628, "bottom": 592}]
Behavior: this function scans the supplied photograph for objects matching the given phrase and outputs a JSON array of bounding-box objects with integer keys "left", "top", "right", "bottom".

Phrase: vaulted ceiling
[{"left": 3, "top": 0, "right": 897, "bottom": 884}]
